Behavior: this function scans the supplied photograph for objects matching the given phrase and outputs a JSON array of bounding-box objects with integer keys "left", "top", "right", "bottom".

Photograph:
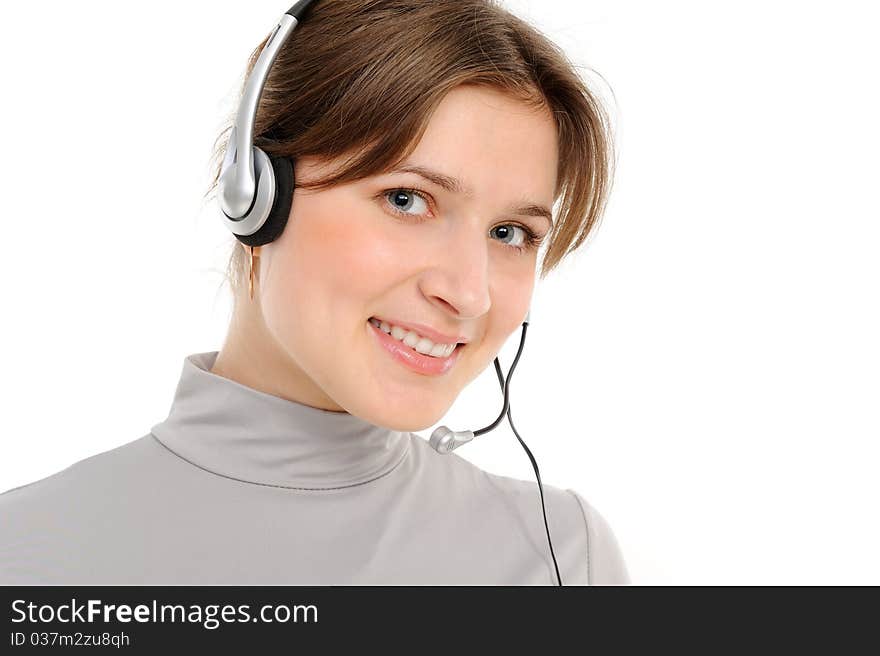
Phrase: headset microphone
[
  {"left": 430, "top": 308, "right": 530, "bottom": 454},
  {"left": 429, "top": 309, "right": 564, "bottom": 586}
]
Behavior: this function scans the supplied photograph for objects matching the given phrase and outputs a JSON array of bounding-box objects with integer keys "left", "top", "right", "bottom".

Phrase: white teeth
[
  {"left": 429, "top": 342, "right": 450, "bottom": 357},
  {"left": 415, "top": 338, "right": 435, "bottom": 355},
  {"left": 369, "top": 317, "right": 457, "bottom": 358}
]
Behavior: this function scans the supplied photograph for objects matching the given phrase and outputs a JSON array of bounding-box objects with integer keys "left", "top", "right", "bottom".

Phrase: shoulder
[
  {"left": 0, "top": 434, "right": 162, "bottom": 510},
  {"left": 409, "top": 435, "right": 630, "bottom": 584},
  {"left": 566, "top": 488, "right": 631, "bottom": 584},
  {"left": 0, "top": 434, "right": 168, "bottom": 582}
]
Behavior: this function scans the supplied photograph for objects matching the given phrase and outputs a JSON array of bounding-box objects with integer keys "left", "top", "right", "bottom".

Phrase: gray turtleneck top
[{"left": 0, "top": 351, "right": 629, "bottom": 585}]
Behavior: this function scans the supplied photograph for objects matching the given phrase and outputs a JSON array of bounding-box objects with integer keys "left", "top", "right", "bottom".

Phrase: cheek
[
  {"left": 470, "top": 289, "right": 533, "bottom": 370},
  {"left": 294, "top": 205, "right": 396, "bottom": 300},
  {"left": 262, "top": 199, "right": 400, "bottom": 345}
]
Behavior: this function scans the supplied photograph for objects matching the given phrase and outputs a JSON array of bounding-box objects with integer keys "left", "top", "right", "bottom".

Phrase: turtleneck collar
[{"left": 150, "top": 351, "right": 411, "bottom": 491}]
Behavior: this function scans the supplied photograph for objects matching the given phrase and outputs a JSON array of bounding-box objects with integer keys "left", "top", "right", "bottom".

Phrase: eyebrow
[{"left": 388, "top": 164, "right": 554, "bottom": 228}]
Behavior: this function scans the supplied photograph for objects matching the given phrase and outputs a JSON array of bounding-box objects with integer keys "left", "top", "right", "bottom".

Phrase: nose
[{"left": 418, "top": 219, "right": 492, "bottom": 319}]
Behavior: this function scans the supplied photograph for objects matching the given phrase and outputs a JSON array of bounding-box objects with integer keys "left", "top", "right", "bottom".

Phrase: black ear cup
[{"left": 234, "top": 154, "right": 295, "bottom": 247}]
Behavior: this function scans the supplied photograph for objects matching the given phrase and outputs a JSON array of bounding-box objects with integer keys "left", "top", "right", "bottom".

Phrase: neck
[{"left": 212, "top": 297, "right": 346, "bottom": 413}]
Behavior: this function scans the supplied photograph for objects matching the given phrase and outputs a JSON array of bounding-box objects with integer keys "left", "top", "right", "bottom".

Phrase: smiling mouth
[
  {"left": 367, "top": 317, "right": 464, "bottom": 357},
  {"left": 367, "top": 317, "right": 467, "bottom": 379}
]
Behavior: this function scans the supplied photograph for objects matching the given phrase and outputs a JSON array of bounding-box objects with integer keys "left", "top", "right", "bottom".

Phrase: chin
[{"left": 359, "top": 395, "right": 453, "bottom": 434}]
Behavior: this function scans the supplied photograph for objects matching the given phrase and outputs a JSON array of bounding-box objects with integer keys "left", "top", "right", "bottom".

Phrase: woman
[{"left": 0, "top": 0, "right": 628, "bottom": 585}]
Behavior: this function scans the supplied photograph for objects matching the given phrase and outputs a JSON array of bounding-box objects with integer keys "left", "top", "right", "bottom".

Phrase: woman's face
[{"left": 252, "top": 84, "right": 558, "bottom": 431}]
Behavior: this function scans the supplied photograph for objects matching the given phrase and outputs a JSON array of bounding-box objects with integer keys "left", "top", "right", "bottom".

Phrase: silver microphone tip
[{"left": 430, "top": 426, "right": 476, "bottom": 454}]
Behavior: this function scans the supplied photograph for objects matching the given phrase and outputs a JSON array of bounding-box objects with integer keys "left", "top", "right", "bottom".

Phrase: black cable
[{"left": 478, "top": 322, "right": 563, "bottom": 586}]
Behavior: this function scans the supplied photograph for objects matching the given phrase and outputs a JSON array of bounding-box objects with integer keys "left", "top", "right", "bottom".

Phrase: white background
[{"left": 1, "top": 1, "right": 877, "bottom": 585}]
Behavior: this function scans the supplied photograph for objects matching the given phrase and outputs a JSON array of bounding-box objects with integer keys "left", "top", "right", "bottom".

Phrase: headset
[{"left": 217, "top": 0, "right": 563, "bottom": 586}]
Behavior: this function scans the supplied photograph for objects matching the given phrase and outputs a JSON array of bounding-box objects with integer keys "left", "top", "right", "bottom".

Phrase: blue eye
[
  {"left": 385, "top": 189, "right": 430, "bottom": 215},
  {"left": 379, "top": 187, "right": 545, "bottom": 254},
  {"left": 490, "top": 224, "right": 532, "bottom": 251}
]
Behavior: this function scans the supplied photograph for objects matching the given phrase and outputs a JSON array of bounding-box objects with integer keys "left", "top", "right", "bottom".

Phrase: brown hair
[{"left": 204, "top": 0, "right": 616, "bottom": 300}]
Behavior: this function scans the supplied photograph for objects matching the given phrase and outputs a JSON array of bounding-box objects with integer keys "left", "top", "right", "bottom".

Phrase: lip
[
  {"left": 369, "top": 316, "right": 469, "bottom": 345},
  {"left": 367, "top": 319, "right": 464, "bottom": 376}
]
